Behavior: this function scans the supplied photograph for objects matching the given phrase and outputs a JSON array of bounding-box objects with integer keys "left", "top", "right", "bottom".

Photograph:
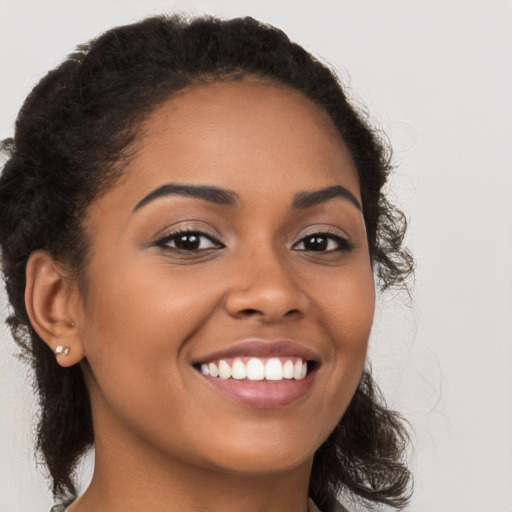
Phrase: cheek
[
  {"left": 316, "top": 261, "right": 375, "bottom": 343},
  {"left": 77, "top": 265, "right": 224, "bottom": 442},
  {"left": 313, "top": 261, "right": 375, "bottom": 395},
  {"left": 78, "top": 260, "right": 225, "bottom": 387}
]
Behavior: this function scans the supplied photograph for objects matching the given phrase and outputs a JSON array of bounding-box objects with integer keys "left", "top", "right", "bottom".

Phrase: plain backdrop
[{"left": 1, "top": 1, "right": 511, "bottom": 511}]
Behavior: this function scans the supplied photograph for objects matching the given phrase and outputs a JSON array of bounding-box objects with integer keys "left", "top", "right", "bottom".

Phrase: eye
[
  {"left": 293, "top": 232, "right": 353, "bottom": 252},
  {"left": 154, "top": 230, "right": 223, "bottom": 251}
]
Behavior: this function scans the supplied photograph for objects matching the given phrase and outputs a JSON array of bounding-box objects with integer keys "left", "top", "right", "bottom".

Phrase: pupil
[
  {"left": 176, "top": 234, "right": 200, "bottom": 250},
  {"left": 305, "top": 236, "right": 327, "bottom": 251}
]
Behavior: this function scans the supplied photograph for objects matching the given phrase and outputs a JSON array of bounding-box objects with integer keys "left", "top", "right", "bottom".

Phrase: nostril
[
  {"left": 240, "top": 308, "right": 260, "bottom": 316},
  {"left": 238, "top": 307, "right": 303, "bottom": 320},
  {"left": 284, "top": 309, "right": 301, "bottom": 317},
  {"left": 225, "top": 284, "right": 309, "bottom": 322}
]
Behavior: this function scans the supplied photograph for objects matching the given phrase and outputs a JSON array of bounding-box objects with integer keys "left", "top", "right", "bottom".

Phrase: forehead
[
  {"left": 103, "top": 79, "right": 360, "bottom": 211},
  {"left": 146, "top": 78, "right": 342, "bottom": 143}
]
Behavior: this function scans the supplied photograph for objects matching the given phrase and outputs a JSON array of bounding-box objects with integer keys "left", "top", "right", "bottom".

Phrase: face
[{"left": 74, "top": 80, "right": 375, "bottom": 477}]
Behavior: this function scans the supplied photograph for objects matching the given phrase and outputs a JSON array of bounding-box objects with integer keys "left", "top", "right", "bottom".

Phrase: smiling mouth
[
  {"left": 192, "top": 340, "right": 320, "bottom": 407},
  {"left": 194, "top": 356, "right": 312, "bottom": 382}
]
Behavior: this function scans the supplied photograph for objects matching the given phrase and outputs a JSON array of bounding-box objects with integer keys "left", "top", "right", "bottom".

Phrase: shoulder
[
  {"left": 50, "top": 498, "right": 75, "bottom": 512},
  {"left": 309, "top": 498, "right": 351, "bottom": 512},
  {"left": 332, "top": 501, "right": 351, "bottom": 512}
]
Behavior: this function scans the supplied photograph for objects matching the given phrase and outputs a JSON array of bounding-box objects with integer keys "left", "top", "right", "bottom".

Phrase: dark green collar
[{"left": 50, "top": 498, "right": 75, "bottom": 512}]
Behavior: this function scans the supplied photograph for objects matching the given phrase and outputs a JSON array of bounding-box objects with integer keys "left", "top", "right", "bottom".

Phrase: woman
[{"left": 0, "top": 15, "right": 412, "bottom": 512}]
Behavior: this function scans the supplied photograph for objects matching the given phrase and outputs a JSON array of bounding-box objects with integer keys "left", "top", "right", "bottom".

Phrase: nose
[{"left": 224, "top": 250, "right": 310, "bottom": 323}]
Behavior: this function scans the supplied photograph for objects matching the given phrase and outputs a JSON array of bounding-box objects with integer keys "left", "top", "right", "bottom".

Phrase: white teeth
[
  {"left": 265, "top": 358, "right": 283, "bottom": 380},
  {"left": 231, "top": 359, "right": 247, "bottom": 379},
  {"left": 246, "top": 358, "right": 265, "bottom": 380},
  {"left": 218, "top": 359, "right": 231, "bottom": 380},
  {"left": 293, "top": 360, "right": 303, "bottom": 380},
  {"left": 301, "top": 361, "right": 308, "bottom": 379},
  {"left": 208, "top": 362, "right": 219, "bottom": 378},
  {"left": 283, "top": 359, "right": 294, "bottom": 379},
  {"left": 200, "top": 357, "right": 310, "bottom": 381}
]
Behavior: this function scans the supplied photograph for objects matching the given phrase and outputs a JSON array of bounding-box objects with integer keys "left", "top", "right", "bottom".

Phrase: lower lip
[{"left": 197, "top": 370, "right": 316, "bottom": 408}]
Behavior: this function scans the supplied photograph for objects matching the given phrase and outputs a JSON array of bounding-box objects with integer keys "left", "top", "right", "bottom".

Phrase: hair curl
[{"left": 0, "top": 15, "right": 413, "bottom": 510}]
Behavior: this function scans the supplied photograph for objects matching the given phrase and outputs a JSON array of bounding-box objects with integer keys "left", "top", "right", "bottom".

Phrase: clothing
[
  {"left": 309, "top": 497, "right": 350, "bottom": 512},
  {"left": 50, "top": 498, "right": 75, "bottom": 512},
  {"left": 309, "top": 498, "right": 323, "bottom": 512}
]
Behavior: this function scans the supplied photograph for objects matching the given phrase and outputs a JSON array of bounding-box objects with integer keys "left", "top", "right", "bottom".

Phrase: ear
[{"left": 25, "top": 250, "right": 85, "bottom": 367}]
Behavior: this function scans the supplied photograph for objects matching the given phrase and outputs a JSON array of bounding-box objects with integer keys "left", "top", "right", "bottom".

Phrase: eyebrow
[
  {"left": 292, "top": 185, "right": 362, "bottom": 211},
  {"left": 133, "top": 183, "right": 240, "bottom": 211},
  {"left": 133, "top": 183, "right": 361, "bottom": 213}
]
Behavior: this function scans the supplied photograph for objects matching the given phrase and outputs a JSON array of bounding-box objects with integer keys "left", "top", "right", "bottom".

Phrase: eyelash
[
  {"left": 153, "top": 228, "right": 224, "bottom": 251},
  {"left": 292, "top": 231, "right": 354, "bottom": 253},
  {"left": 153, "top": 228, "right": 353, "bottom": 253}
]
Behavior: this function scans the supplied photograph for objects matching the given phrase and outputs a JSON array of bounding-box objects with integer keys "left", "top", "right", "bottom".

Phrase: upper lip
[{"left": 193, "top": 339, "right": 320, "bottom": 364}]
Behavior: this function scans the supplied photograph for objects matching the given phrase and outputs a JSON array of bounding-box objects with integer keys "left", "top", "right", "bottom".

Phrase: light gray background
[{"left": 1, "top": 1, "right": 511, "bottom": 511}]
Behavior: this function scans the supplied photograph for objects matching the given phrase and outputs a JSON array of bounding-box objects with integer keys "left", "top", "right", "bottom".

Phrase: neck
[{"left": 68, "top": 421, "right": 313, "bottom": 512}]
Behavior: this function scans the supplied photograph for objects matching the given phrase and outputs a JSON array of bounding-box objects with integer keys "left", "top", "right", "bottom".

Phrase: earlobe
[{"left": 25, "top": 250, "right": 84, "bottom": 367}]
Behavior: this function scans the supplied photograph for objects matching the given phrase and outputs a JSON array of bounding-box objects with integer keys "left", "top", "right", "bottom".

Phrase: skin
[{"left": 26, "top": 80, "right": 375, "bottom": 512}]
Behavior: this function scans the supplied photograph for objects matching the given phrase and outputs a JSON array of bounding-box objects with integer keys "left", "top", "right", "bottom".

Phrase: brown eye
[
  {"left": 174, "top": 233, "right": 202, "bottom": 250},
  {"left": 154, "top": 230, "right": 223, "bottom": 251},
  {"left": 302, "top": 235, "right": 329, "bottom": 251},
  {"left": 293, "top": 233, "right": 353, "bottom": 252}
]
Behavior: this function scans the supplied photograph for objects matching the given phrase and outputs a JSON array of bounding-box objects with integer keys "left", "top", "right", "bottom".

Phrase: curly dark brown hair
[{"left": 0, "top": 14, "right": 413, "bottom": 511}]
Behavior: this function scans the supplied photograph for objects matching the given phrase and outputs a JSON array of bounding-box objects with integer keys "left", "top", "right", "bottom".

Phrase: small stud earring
[{"left": 54, "top": 345, "right": 70, "bottom": 356}]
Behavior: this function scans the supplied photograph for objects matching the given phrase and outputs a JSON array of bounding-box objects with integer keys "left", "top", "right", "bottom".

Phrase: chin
[
  {"left": 192, "top": 422, "right": 326, "bottom": 476},
  {"left": 210, "top": 448, "right": 314, "bottom": 477}
]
